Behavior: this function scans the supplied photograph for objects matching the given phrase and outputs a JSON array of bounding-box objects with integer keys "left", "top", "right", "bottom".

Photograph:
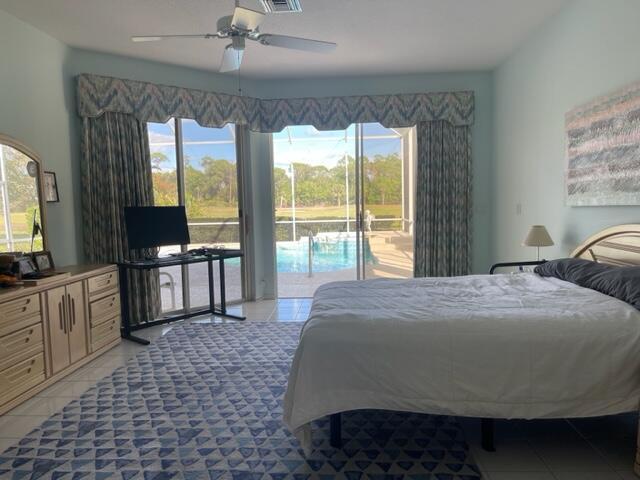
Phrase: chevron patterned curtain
[
  {"left": 414, "top": 120, "right": 472, "bottom": 277},
  {"left": 77, "top": 74, "right": 475, "bottom": 132},
  {"left": 81, "top": 112, "right": 161, "bottom": 325}
]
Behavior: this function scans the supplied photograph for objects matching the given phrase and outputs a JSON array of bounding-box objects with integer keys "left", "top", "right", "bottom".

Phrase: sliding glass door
[
  {"left": 272, "top": 125, "right": 357, "bottom": 297},
  {"left": 356, "top": 124, "right": 415, "bottom": 280},
  {"left": 271, "top": 124, "right": 415, "bottom": 297},
  {"left": 148, "top": 119, "right": 244, "bottom": 314}
]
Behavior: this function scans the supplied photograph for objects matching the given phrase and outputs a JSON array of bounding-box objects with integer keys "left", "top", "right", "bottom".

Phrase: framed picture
[
  {"left": 14, "top": 256, "right": 37, "bottom": 277},
  {"left": 43, "top": 171, "right": 59, "bottom": 203},
  {"left": 31, "top": 251, "right": 55, "bottom": 272}
]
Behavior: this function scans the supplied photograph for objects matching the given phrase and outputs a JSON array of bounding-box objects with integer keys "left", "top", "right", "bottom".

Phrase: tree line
[
  {"left": 151, "top": 152, "right": 402, "bottom": 215},
  {"left": 274, "top": 154, "right": 401, "bottom": 208}
]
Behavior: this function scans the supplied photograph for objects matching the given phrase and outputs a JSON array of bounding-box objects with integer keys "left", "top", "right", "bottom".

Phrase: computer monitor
[{"left": 124, "top": 206, "right": 190, "bottom": 250}]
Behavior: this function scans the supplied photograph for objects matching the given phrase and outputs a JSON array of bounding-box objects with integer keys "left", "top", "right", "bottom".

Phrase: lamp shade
[{"left": 522, "top": 225, "right": 554, "bottom": 247}]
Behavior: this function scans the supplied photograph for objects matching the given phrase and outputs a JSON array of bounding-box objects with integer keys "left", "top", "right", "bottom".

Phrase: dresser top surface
[{"left": 0, "top": 264, "right": 116, "bottom": 303}]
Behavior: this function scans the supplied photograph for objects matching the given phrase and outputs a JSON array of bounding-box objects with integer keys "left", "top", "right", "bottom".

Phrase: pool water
[{"left": 277, "top": 237, "right": 377, "bottom": 273}]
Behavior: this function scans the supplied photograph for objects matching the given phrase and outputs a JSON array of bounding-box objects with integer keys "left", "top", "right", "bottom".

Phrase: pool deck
[
  {"left": 156, "top": 230, "right": 413, "bottom": 310},
  {"left": 277, "top": 230, "right": 413, "bottom": 297}
]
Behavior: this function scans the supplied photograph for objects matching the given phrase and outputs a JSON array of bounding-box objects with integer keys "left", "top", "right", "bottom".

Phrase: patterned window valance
[{"left": 77, "top": 73, "right": 474, "bottom": 132}]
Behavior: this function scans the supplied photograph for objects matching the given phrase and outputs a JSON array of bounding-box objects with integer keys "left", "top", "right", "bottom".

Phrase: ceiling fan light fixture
[{"left": 220, "top": 44, "right": 244, "bottom": 72}]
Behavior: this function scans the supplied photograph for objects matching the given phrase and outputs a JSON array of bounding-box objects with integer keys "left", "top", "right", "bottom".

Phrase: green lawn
[
  {"left": 0, "top": 211, "right": 43, "bottom": 252},
  {"left": 0, "top": 212, "right": 29, "bottom": 237},
  {"left": 187, "top": 204, "right": 402, "bottom": 221},
  {"left": 3, "top": 205, "right": 402, "bottom": 231},
  {"left": 275, "top": 204, "right": 401, "bottom": 220}
]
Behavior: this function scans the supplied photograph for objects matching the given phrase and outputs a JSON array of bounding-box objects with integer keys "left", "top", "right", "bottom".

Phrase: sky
[
  {"left": 148, "top": 121, "right": 403, "bottom": 172},
  {"left": 273, "top": 124, "right": 402, "bottom": 170},
  {"left": 148, "top": 119, "right": 236, "bottom": 172}
]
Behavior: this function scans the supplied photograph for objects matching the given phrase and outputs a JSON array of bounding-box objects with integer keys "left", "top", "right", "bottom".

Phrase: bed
[{"left": 282, "top": 225, "right": 640, "bottom": 451}]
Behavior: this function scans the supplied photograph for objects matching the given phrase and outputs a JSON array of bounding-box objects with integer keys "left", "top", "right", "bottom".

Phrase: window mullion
[{"left": 174, "top": 118, "right": 190, "bottom": 311}]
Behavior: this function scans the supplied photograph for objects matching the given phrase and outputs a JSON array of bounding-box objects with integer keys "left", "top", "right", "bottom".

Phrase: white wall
[
  {"left": 493, "top": 0, "right": 640, "bottom": 263},
  {"left": 244, "top": 132, "right": 276, "bottom": 299},
  {"left": 0, "top": 10, "right": 75, "bottom": 264}
]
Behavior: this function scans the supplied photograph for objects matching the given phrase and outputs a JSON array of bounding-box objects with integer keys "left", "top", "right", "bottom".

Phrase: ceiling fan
[{"left": 131, "top": 4, "right": 337, "bottom": 73}]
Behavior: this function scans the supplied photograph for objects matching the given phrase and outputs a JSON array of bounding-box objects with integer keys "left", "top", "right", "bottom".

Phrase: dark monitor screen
[{"left": 124, "top": 206, "right": 190, "bottom": 250}]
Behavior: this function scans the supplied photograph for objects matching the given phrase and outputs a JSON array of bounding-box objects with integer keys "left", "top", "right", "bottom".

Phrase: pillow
[
  {"left": 534, "top": 258, "right": 614, "bottom": 286},
  {"left": 535, "top": 258, "right": 640, "bottom": 309},
  {"left": 587, "top": 267, "right": 640, "bottom": 310}
]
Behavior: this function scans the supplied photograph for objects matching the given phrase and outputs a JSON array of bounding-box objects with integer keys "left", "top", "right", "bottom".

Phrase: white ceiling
[{"left": 0, "top": 0, "right": 568, "bottom": 79}]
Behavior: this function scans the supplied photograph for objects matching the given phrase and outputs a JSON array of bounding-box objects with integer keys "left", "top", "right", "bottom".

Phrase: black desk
[{"left": 118, "top": 250, "right": 245, "bottom": 345}]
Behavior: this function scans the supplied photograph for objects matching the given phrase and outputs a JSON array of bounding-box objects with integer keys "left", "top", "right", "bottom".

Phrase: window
[
  {"left": 147, "top": 120, "right": 244, "bottom": 313},
  {"left": 0, "top": 139, "right": 44, "bottom": 253}
]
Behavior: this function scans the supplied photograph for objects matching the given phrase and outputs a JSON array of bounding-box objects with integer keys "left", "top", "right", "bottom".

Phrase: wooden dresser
[{"left": 0, "top": 264, "right": 121, "bottom": 415}]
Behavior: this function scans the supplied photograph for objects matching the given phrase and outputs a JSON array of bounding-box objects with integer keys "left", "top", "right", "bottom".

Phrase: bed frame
[
  {"left": 571, "top": 224, "right": 640, "bottom": 266},
  {"left": 328, "top": 224, "right": 640, "bottom": 453}
]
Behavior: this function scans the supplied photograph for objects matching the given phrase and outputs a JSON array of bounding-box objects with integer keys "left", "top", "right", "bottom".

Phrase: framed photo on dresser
[{"left": 31, "top": 250, "right": 55, "bottom": 272}]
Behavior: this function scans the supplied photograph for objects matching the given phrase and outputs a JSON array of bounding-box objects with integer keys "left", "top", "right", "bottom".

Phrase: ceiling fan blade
[
  {"left": 131, "top": 34, "right": 216, "bottom": 42},
  {"left": 220, "top": 45, "right": 244, "bottom": 72},
  {"left": 231, "top": 6, "right": 265, "bottom": 31},
  {"left": 257, "top": 34, "right": 336, "bottom": 53}
]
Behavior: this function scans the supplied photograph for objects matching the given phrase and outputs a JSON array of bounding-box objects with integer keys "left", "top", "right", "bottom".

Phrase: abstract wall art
[{"left": 565, "top": 80, "right": 640, "bottom": 206}]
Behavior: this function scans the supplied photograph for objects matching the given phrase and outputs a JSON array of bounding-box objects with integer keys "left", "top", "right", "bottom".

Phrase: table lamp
[{"left": 523, "top": 225, "right": 554, "bottom": 261}]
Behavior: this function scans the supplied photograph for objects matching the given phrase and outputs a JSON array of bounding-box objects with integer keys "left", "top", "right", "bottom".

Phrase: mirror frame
[{"left": 0, "top": 133, "right": 48, "bottom": 252}]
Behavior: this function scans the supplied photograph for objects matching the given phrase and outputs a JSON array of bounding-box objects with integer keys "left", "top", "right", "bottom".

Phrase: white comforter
[{"left": 283, "top": 273, "right": 640, "bottom": 447}]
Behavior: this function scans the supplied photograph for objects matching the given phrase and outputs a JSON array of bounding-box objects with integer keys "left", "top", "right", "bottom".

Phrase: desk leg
[
  {"left": 119, "top": 266, "right": 150, "bottom": 345},
  {"left": 219, "top": 258, "right": 226, "bottom": 314},
  {"left": 208, "top": 259, "right": 215, "bottom": 312},
  {"left": 217, "top": 258, "right": 245, "bottom": 321}
]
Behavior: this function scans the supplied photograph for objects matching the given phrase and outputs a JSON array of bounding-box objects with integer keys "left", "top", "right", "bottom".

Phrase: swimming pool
[{"left": 277, "top": 237, "right": 377, "bottom": 273}]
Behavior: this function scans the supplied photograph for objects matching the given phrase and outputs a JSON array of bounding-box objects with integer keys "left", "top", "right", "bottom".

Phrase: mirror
[{"left": 0, "top": 134, "right": 46, "bottom": 253}]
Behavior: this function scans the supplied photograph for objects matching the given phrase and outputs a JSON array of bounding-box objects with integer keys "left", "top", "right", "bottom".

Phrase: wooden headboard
[{"left": 571, "top": 224, "right": 640, "bottom": 266}]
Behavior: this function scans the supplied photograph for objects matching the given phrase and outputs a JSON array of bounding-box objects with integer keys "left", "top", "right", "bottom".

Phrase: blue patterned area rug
[{"left": 0, "top": 322, "right": 481, "bottom": 479}]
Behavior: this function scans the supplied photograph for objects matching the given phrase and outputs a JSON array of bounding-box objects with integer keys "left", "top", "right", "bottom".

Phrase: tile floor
[{"left": 0, "top": 298, "right": 638, "bottom": 480}]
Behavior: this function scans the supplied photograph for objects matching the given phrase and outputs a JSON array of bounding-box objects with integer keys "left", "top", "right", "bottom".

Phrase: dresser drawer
[
  {"left": 91, "top": 316, "right": 120, "bottom": 352},
  {"left": 0, "top": 352, "right": 45, "bottom": 406},
  {"left": 0, "top": 294, "right": 40, "bottom": 330},
  {"left": 89, "top": 292, "right": 120, "bottom": 326},
  {"left": 0, "top": 313, "right": 42, "bottom": 338},
  {"left": 0, "top": 323, "right": 44, "bottom": 369},
  {"left": 87, "top": 271, "right": 118, "bottom": 297}
]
